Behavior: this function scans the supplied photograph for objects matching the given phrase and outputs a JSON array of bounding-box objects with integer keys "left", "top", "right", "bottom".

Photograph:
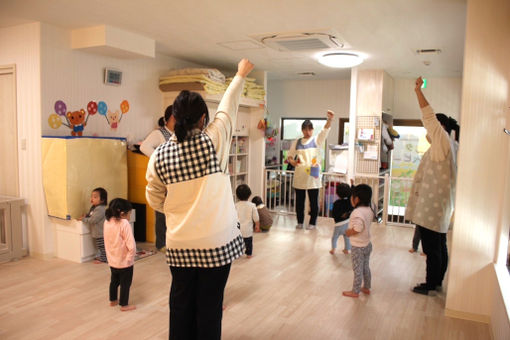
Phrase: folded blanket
[{"left": 164, "top": 68, "right": 225, "bottom": 83}]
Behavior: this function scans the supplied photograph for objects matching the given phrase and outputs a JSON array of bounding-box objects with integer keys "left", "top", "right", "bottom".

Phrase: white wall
[
  {"left": 445, "top": 0, "right": 510, "bottom": 337},
  {"left": 266, "top": 78, "right": 350, "bottom": 162},
  {"left": 0, "top": 23, "right": 50, "bottom": 256},
  {"left": 0, "top": 22, "right": 206, "bottom": 257},
  {"left": 393, "top": 77, "right": 463, "bottom": 120},
  {"left": 40, "top": 23, "right": 201, "bottom": 144},
  {"left": 266, "top": 76, "right": 462, "bottom": 164}
]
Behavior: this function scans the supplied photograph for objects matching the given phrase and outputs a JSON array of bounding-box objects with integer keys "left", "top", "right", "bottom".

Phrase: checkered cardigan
[
  {"left": 152, "top": 132, "right": 244, "bottom": 267},
  {"left": 146, "top": 75, "right": 246, "bottom": 268}
]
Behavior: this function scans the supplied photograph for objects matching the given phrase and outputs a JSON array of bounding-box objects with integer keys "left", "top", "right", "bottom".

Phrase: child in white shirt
[
  {"left": 343, "top": 184, "right": 375, "bottom": 298},
  {"left": 235, "top": 184, "right": 260, "bottom": 258}
]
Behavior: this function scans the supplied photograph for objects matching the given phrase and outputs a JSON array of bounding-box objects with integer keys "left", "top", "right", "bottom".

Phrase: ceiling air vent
[
  {"left": 256, "top": 31, "right": 348, "bottom": 52},
  {"left": 416, "top": 49, "right": 442, "bottom": 55}
]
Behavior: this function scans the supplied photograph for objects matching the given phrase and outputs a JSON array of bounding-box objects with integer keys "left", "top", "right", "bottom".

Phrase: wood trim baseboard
[{"left": 445, "top": 308, "right": 491, "bottom": 324}]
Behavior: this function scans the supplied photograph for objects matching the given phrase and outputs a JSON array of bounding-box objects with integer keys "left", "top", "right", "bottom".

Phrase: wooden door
[{"left": 0, "top": 65, "right": 19, "bottom": 196}]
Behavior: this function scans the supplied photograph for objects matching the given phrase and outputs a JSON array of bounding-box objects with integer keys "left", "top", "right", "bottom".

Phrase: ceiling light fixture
[{"left": 318, "top": 52, "right": 364, "bottom": 68}]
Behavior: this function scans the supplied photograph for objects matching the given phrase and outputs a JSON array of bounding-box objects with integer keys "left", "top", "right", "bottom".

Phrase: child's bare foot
[
  {"left": 420, "top": 252, "right": 426, "bottom": 256},
  {"left": 342, "top": 291, "right": 359, "bottom": 298},
  {"left": 120, "top": 305, "right": 136, "bottom": 312},
  {"left": 361, "top": 287, "right": 370, "bottom": 295},
  {"left": 247, "top": 255, "right": 253, "bottom": 259},
  {"left": 94, "top": 259, "right": 102, "bottom": 264},
  {"left": 342, "top": 249, "right": 349, "bottom": 254},
  {"left": 110, "top": 300, "right": 118, "bottom": 306},
  {"left": 408, "top": 249, "right": 416, "bottom": 253},
  {"left": 329, "top": 249, "right": 335, "bottom": 255}
]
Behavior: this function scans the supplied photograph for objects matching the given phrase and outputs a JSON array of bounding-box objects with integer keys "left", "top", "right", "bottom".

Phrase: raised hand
[
  {"left": 327, "top": 110, "right": 335, "bottom": 120},
  {"left": 236, "top": 59, "right": 254, "bottom": 78},
  {"left": 415, "top": 77, "right": 424, "bottom": 92}
]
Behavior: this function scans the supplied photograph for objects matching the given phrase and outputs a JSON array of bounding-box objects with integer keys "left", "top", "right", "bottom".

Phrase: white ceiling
[{"left": 0, "top": 0, "right": 467, "bottom": 80}]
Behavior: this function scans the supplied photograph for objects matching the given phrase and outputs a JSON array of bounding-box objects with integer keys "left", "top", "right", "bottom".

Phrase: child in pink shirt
[{"left": 103, "top": 198, "right": 136, "bottom": 311}]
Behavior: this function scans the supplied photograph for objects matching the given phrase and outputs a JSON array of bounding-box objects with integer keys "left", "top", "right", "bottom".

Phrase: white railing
[{"left": 264, "top": 169, "right": 415, "bottom": 227}]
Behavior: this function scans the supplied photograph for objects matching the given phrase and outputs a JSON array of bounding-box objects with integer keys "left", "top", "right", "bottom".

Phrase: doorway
[{"left": 0, "top": 65, "right": 19, "bottom": 196}]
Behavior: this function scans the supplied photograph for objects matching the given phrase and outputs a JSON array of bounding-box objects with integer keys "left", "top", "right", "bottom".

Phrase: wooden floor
[{"left": 0, "top": 215, "right": 490, "bottom": 340}]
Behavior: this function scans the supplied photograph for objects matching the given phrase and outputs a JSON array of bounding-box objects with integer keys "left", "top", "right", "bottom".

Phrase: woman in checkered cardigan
[{"left": 146, "top": 59, "right": 254, "bottom": 340}]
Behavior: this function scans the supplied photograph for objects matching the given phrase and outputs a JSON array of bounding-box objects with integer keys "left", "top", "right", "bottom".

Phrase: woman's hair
[
  {"left": 236, "top": 184, "right": 252, "bottom": 201},
  {"left": 105, "top": 198, "right": 132, "bottom": 221},
  {"left": 436, "top": 113, "right": 460, "bottom": 142},
  {"left": 351, "top": 184, "right": 372, "bottom": 207},
  {"left": 251, "top": 196, "right": 263, "bottom": 206},
  {"left": 93, "top": 187, "right": 108, "bottom": 205},
  {"left": 172, "top": 90, "right": 209, "bottom": 142},
  {"left": 336, "top": 183, "right": 352, "bottom": 199},
  {"left": 301, "top": 119, "right": 313, "bottom": 130},
  {"left": 158, "top": 105, "right": 173, "bottom": 127}
]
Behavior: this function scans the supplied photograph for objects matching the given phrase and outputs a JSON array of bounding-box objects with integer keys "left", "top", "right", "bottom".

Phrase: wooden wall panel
[{"left": 445, "top": 0, "right": 510, "bottom": 333}]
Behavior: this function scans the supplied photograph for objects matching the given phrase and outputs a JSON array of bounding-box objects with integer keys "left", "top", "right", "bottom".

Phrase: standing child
[
  {"left": 251, "top": 196, "right": 273, "bottom": 232},
  {"left": 103, "top": 198, "right": 136, "bottom": 311},
  {"left": 329, "top": 182, "right": 353, "bottom": 255},
  {"left": 235, "top": 184, "right": 260, "bottom": 258},
  {"left": 79, "top": 187, "right": 107, "bottom": 264},
  {"left": 343, "top": 184, "right": 375, "bottom": 298}
]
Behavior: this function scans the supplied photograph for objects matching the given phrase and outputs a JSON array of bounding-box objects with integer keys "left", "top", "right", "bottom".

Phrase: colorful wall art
[{"left": 48, "top": 99, "right": 130, "bottom": 135}]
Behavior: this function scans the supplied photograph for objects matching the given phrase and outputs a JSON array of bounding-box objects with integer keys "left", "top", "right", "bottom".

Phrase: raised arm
[
  {"left": 316, "top": 110, "right": 334, "bottom": 147},
  {"left": 414, "top": 77, "right": 430, "bottom": 109},
  {"left": 206, "top": 59, "right": 254, "bottom": 171},
  {"left": 414, "top": 77, "right": 450, "bottom": 160}
]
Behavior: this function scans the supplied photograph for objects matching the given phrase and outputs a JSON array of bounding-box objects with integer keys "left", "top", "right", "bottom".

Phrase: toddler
[
  {"left": 329, "top": 183, "right": 353, "bottom": 255},
  {"left": 343, "top": 184, "right": 375, "bottom": 298},
  {"left": 251, "top": 196, "right": 273, "bottom": 232},
  {"left": 103, "top": 198, "right": 136, "bottom": 311},
  {"left": 235, "top": 184, "right": 260, "bottom": 258},
  {"left": 80, "top": 187, "right": 107, "bottom": 263}
]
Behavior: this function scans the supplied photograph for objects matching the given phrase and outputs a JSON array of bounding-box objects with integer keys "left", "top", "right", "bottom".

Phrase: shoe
[
  {"left": 361, "top": 287, "right": 370, "bottom": 295},
  {"left": 417, "top": 282, "right": 442, "bottom": 292},
  {"left": 408, "top": 249, "right": 417, "bottom": 253},
  {"left": 296, "top": 224, "right": 304, "bottom": 229},
  {"left": 329, "top": 249, "right": 335, "bottom": 255},
  {"left": 342, "top": 291, "right": 359, "bottom": 298},
  {"left": 412, "top": 284, "right": 436, "bottom": 296},
  {"left": 342, "top": 249, "right": 350, "bottom": 254},
  {"left": 305, "top": 224, "right": 316, "bottom": 230}
]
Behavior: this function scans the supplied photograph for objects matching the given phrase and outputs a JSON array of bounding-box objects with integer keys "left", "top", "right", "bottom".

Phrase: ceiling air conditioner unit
[{"left": 260, "top": 32, "right": 346, "bottom": 52}]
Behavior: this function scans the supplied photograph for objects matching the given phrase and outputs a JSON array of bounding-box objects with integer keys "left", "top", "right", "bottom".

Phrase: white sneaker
[
  {"left": 305, "top": 224, "right": 316, "bottom": 230},
  {"left": 296, "top": 224, "right": 304, "bottom": 229}
]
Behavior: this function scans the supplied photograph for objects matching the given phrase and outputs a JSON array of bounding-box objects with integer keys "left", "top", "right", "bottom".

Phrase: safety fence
[{"left": 264, "top": 169, "right": 415, "bottom": 227}]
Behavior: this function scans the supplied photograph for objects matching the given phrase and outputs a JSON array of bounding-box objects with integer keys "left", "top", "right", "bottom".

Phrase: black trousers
[
  {"left": 295, "top": 188, "right": 319, "bottom": 225},
  {"left": 109, "top": 265, "right": 134, "bottom": 306},
  {"left": 412, "top": 226, "right": 421, "bottom": 251},
  {"left": 169, "top": 264, "right": 231, "bottom": 340},
  {"left": 243, "top": 237, "right": 253, "bottom": 256},
  {"left": 418, "top": 225, "right": 448, "bottom": 288},
  {"left": 155, "top": 211, "right": 167, "bottom": 249}
]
